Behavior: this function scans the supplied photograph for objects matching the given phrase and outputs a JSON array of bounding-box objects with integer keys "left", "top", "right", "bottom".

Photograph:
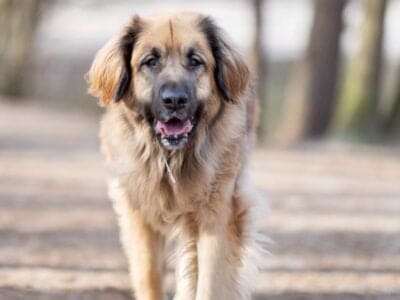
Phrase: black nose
[{"left": 161, "top": 84, "right": 189, "bottom": 110}]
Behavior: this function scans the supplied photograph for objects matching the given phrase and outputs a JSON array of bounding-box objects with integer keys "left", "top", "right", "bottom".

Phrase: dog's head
[{"left": 87, "top": 13, "right": 249, "bottom": 151}]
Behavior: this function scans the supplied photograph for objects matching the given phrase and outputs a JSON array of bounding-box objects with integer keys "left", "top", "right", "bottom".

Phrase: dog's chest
[{"left": 110, "top": 155, "right": 210, "bottom": 230}]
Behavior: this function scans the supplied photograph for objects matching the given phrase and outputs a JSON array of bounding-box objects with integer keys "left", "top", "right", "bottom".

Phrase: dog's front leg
[
  {"left": 195, "top": 222, "right": 228, "bottom": 300},
  {"left": 112, "top": 192, "right": 165, "bottom": 300},
  {"left": 174, "top": 215, "right": 198, "bottom": 300},
  {"left": 195, "top": 208, "right": 243, "bottom": 300}
]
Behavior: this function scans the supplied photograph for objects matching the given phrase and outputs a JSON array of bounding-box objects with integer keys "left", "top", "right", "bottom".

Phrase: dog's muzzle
[{"left": 152, "top": 82, "right": 198, "bottom": 150}]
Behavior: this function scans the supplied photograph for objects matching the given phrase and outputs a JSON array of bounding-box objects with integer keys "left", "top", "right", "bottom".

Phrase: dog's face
[{"left": 87, "top": 13, "right": 249, "bottom": 151}]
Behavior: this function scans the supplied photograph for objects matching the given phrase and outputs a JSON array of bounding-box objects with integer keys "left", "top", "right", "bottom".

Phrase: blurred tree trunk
[
  {"left": 383, "top": 66, "right": 400, "bottom": 135},
  {"left": 334, "top": 0, "right": 387, "bottom": 136},
  {"left": 278, "top": 0, "right": 347, "bottom": 145},
  {"left": 251, "top": 0, "right": 267, "bottom": 143},
  {"left": 0, "top": 0, "right": 41, "bottom": 97}
]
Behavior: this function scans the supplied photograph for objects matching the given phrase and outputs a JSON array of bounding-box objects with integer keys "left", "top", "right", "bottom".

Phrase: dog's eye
[
  {"left": 188, "top": 55, "right": 203, "bottom": 69},
  {"left": 142, "top": 56, "right": 158, "bottom": 68}
]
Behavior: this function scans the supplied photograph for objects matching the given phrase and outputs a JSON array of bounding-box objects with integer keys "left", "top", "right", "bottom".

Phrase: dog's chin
[
  {"left": 154, "top": 117, "right": 197, "bottom": 151},
  {"left": 160, "top": 134, "right": 189, "bottom": 150}
]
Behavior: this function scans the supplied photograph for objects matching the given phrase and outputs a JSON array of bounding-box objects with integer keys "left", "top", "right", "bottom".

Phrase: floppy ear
[
  {"left": 86, "top": 16, "right": 142, "bottom": 106},
  {"left": 200, "top": 16, "right": 249, "bottom": 103}
]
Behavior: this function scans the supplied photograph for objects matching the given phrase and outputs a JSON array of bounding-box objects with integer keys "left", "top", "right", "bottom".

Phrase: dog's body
[{"left": 87, "top": 12, "right": 264, "bottom": 300}]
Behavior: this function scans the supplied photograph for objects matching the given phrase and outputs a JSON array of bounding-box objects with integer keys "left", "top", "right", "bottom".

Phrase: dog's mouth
[{"left": 154, "top": 116, "right": 197, "bottom": 150}]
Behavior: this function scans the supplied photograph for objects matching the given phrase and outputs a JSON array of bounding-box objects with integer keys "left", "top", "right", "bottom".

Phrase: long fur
[{"left": 87, "top": 12, "right": 265, "bottom": 300}]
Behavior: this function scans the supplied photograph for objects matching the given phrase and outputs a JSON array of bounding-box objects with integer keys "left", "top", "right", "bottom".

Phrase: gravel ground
[{"left": 1, "top": 101, "right": 400, "bottom": 300}]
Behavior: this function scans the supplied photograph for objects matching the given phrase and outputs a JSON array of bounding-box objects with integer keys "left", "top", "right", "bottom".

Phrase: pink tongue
[{"left": 156, "top": 119, "right": 193, "bottom": 136}]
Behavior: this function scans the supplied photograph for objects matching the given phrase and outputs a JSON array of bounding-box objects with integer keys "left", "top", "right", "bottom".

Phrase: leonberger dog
[{"left": 87, "top": 12, "right": 264, "bottom": 300}]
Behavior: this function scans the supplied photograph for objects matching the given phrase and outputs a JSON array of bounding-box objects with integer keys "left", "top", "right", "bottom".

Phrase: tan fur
[
  {"left": 87, "top": 12, "right": 264, "bottom": 300},
  {"left": 86, "top": 36, "right": 123, "bottom": 106}
]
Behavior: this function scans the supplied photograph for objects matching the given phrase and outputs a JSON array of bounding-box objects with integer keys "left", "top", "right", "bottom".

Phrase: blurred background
[{"left": 1, "top": 0, "right": 400, "bottom": 299}]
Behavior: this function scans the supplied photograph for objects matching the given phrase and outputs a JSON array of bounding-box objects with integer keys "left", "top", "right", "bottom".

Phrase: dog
[{"left": 87, "top": 12, "right": 264, "bottom": 300}]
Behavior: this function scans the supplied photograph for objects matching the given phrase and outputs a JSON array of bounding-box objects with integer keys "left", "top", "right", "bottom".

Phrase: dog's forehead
[{"left": 138, "top": 14, "right": 209, "bottom": 51}]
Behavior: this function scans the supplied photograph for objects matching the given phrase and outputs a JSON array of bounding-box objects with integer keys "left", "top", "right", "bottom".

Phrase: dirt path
[{"left": 1, "top": 102, "right": 400, "bottom": 300}]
